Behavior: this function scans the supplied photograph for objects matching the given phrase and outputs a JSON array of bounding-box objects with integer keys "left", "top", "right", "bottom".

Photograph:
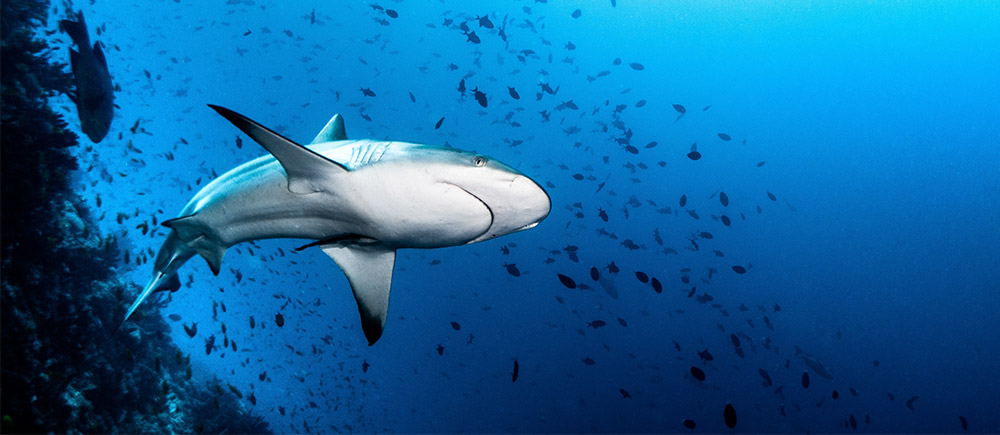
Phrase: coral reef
[{"left": 1, "top": 1, "right": 270, "bottom": 433}]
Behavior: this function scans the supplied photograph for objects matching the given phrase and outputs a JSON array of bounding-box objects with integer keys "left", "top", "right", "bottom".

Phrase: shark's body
[
  {"left": 123, "top": 105, "right": 550, "bottom": 344},
  {"left": 60, "top": 11, "right": 114, "bottom": 143}
]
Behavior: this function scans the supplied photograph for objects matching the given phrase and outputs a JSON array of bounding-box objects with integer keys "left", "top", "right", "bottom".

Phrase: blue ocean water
[{"left": 35, "top": 0, "right": 1000, "bottom": 432}]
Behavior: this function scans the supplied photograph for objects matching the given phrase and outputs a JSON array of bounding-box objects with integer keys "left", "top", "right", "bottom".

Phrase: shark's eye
[{"left": 473, "top": 156, "right": 487, "bottom": 167}]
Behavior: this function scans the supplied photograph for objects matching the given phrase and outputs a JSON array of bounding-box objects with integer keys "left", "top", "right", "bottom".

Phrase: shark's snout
[{"left": 467, "top": 174, "right": 550, "bottom": 244}]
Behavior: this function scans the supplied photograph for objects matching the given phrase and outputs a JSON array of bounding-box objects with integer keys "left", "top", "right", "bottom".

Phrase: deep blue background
[{"left": 49, "top": 0, "right": 998, "bottom": 432}]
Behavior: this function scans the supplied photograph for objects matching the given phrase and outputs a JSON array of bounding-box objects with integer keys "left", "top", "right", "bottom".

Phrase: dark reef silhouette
[{"left": 0, "top": 1, "right": 269, "bottom": 432}]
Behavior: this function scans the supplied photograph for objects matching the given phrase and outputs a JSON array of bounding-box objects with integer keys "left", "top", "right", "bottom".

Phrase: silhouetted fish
[
  {"left": 60, "top": 11, "right": 114, "bottom": 143},
  {"left": 724, "top": 403, "right": 737, "bottom": 429},
  {"left": 557, "top": 274, "right": 577, "bottom": 289},
  {"left": 690, "top": 366, "right": 706, "bottom": 381}
]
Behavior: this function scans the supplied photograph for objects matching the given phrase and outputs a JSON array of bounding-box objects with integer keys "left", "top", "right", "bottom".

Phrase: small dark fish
[
  {"left": 473, "top": 87, "right": 488, "bottom": 107},
  {"left": 385, "top": 9, "right": 398, "bottom": 18},
  {"left": 698, "top": 349, "right": 714, "bottom": 363},
  {"left": 801, "top": 371, "right": 811, "bottom": 388},
  {"left": 598, "top": 208, "right": 608, "bottom": 222},
  {"left": 767, "top": 191, "right": 777, "bottom": 201},
  {"left": 205, "top": 335, "right": 215, "bottom": 355},
  {"left": 718, "top": 133, "right": 731, "bottom": 141},
  {"left": 730, "top": 334, "right": 740, "bottom": 348},
  {"left": 450, "top": 321, "right": 461, "bottom": 331},
  {"left": 724, "top": 403, "right": 737, "bottom": 429},
  {"left": 758, "top": 369, "right": 773, "bottom": 387},
  {"left": 557, "top": 274, "right": 577, "bottom": 289},
  {"left": 436, "top": 344, "right": 445, "bottom": 355},
  {"left": 635, "top": 271, "right": 649, "bottom": 283},
  {"left": 629, "top": 62, "right": 645, "bottom": 71},
  {"left": 849, "top": 414, "right": 857, "bottom": 430},
  {"left": 582, "top": 357, "right": 596, "bottom": 366},
  {"left": 359, "top": 87, "right": 376, "bottom": 97},
  {"left": 571, "top": 9, "right": 582, "bottom": 18},
  {"left": 732, "top": 265, "right": 747, "bottom": 274},
  {"left": 607, "top": 261, "right": 619, "bottom": 274},
  {"left": 249, "top": 316, "right": 255, "bottom": 329},
  {"left": 687, "top": 143, "right": 701, "bottom": 160},
  {"left": 476, "top": 14, "right": 494, "bottom": 28},
  {"left": 362, "top": 360, "right": 371, "bottom": 373},
  {"left": 619, "top": 389, "right": 631, "bottom": 398},
  {"left": 243, "top": 29, "right": 251, "bottom": 36},
  {"left": 168, "top": 314, "right": 182, "bottom": 321},
  {"left": 617, "top": 317, "right": 627, "bottom": 327},
  {"left": 259, "top": 371, "right": 266, "bottom": 381},
  {"left": 959, "top": 415, "right": 968, "bottom": 431},
  {"left": 721, "top": 215, "right": 731, "bottom": 226},
  {"left": 512, "top": 359, "right": 519, "bottom": 382},
  {"left": 508, "top": 86, "right": 520, "bottom": 99},
  {"left": 590, "top": 267, "right": 600, "bottom": 281},
  {"left": 435, "top": 117, "right": 445, "bottom": 129},
  {"left": 572, "top": 173, "right": 584, "bottom": 181},
  {"left": 503, "top": 263, "right": 520, "bottom": 277},
  {"left": 183, "top": 322, "right": 198, "bottom": 338},
  {"left": 682, "top": 419, "right": 696, "bottom": 430},
  {"left": 587, "top": 320, "right": 606, "bottom": 329},
  {"left": 60, "top": 11, "right": 114, "bottom": 143},
  {"left": 275, "top": 312, "right": 285, "bottom": 327},
  {"left": 720, "top": 191, "right": 729, "bottom": 206},
  {"left": 679, "top": 194, "right": 687, "bottom": 207},
  {"left": 832, "top": 390, "right": 840, "bottom": 399},
  {"left": 690, "top": 366, "right": 706, "bottom": 381},
  {"left": 905, "top": 395, "right": 919, "bottom": 410},
  {"left": 650, "top": 277, "right": 662, "bottom": 293},
  {"left": 465, "top": 30, "right": 481, "bottom": 44},
  {"left": 757, "top": 161, "right": 766, "bottom": 167},
  {"left": 248, "top": 391, "right": 257, "bottom": 405}
]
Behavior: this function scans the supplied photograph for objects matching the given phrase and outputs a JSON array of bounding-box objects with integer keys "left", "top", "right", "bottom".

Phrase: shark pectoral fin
[
  {"left": 207, "top": 105, "right": 349, "bottom": 194},
  {"left": 163, "top": 215, "right": 225, "bottom": 275},
  {"left": 321, "top": 244, "right": 396, "bottom": 345},
  {"left": 310, "top": 114, "right": 347, "bottom": 144}
]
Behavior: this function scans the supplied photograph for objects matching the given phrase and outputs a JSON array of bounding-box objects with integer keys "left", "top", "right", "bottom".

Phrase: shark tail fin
[{"left": 117, "top": 232, "right": 195, "bottom": 332}]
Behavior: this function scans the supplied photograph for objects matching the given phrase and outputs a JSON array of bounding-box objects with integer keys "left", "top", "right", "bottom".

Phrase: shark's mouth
[{"left": 450, "top": 184, "right": 495, "bottom": 244}]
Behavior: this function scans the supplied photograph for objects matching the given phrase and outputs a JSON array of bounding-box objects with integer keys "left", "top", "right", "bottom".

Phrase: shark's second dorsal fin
[
  {"left": 310, "top": 114, "right": 347, "bottom": 144},
  {"left": 320, "top": 244, "right": 396, "bottom": 345},
  {"left": 208, "top": 105, "right": 348, "bottom": 194}
]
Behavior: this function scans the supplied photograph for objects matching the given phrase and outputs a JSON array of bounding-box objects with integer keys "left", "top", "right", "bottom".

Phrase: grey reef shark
[{"left": 120, "top": 105, "right": 551, "bottom": 345}]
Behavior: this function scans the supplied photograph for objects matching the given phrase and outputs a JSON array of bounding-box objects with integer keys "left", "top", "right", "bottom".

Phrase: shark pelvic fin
[
  {"left": 163, "top": 215, "right": 225, "bottom": 275},
  {"left": 310, "top": 114, "right": 347, "bottom": 144},
  {"left": 208, "top": 104, "right": 348, "bottom": 194},
  {"left": 320, "top": 244, "right": 396, "bottom": 345}
]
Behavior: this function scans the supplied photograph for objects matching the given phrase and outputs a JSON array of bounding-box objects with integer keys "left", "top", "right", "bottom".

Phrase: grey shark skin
[
  {"left": 60, "top": 10, "right": 114, "bottom": 143},
  {"left": 122, "top": 105, "right": 551, "bottom": 345}
]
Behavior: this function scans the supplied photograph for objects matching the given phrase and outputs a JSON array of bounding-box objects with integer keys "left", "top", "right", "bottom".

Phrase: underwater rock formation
[{"left": 0, "top": 1, "right": 269, "bottom": 433}]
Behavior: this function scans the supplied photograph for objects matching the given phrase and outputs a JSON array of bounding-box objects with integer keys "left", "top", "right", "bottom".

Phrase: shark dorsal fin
[
  {"left": 310, "top": 114, "right": 347, "bottom": 144},
  {"left": 320, "top": 244, "right": 395, "bottom": 345},
  {"left": 93, "top": 41, "right": 108, "bottom": 71},
  {"left": 208, "top": 104, "right": 348, "bottom": 194}
]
